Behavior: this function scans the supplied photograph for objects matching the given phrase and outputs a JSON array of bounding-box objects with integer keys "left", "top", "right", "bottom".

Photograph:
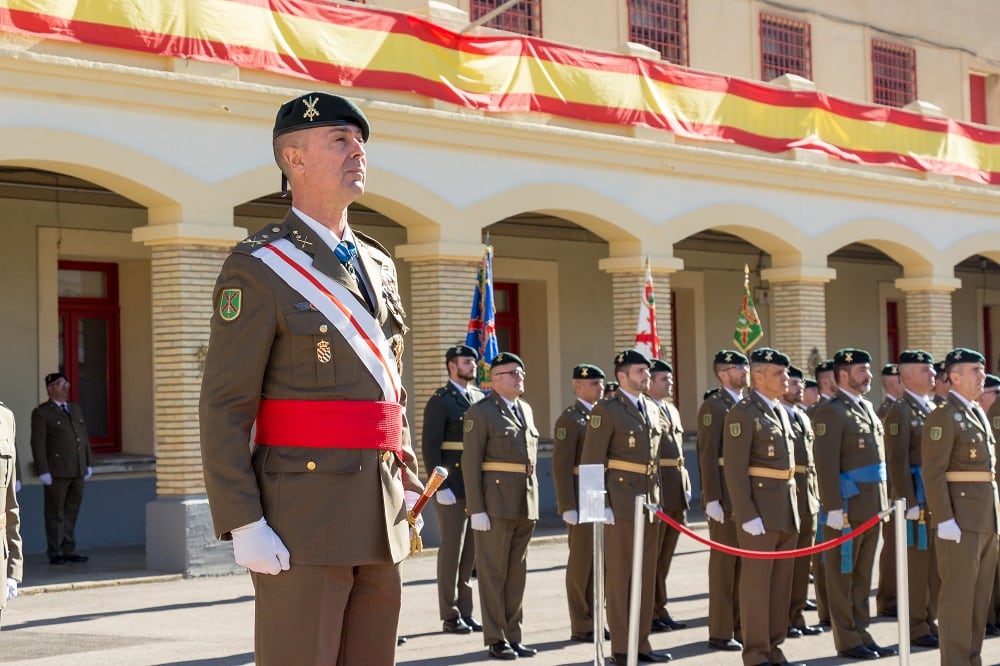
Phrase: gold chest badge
[{"left": 316, "top": 340, "right": 332, "bottom": 363}]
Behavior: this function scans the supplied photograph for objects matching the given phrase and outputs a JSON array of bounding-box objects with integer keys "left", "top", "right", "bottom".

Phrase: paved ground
[{"left": 2, "top": 521, "right": 995, "bottom": 665}]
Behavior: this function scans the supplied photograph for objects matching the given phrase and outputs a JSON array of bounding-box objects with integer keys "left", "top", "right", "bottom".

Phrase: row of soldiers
[{"left": 421, "top": 342, "right": 1000, "bottom": 665}]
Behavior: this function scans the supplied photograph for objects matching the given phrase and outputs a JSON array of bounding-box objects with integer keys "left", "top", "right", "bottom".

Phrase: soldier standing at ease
[
  {"left": 875, "top": 363, "right": 903, "bottom": 619},
  {"left": 463, "top": 352, "right": 539, "bottom": 661},
  {"left": 552, "top": 363, "right": 605, "bottom": 642},
  {"left": 422, "top": 344, "right": 485, "bottom": 635},
  {"left": 813, "top": 348, "right": 893, "bottom": 661},
  {"left": 697, "top": 350, "right": 749, "bottom": 652},
  {"left": 724, "top": 348, "right": 800, "bottom": 666},
  {"left": 807, "top": 359, "right": 836, "bottom": 628},
  {"left": 647, "top": 359, "right": 690, "bottom": 633},
  {"left": 581, "top": 349, "right": 671, "bottom": 665},
  {"left": 923, "top": 348, "right": 999, "bottom": 665},
  {"left": 883, "top": 350, "right": 939, "bottom": 649}
]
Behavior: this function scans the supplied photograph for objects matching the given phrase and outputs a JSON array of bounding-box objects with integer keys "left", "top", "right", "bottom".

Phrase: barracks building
[{"left": 2, "top": 0, "right": 1000, "bottom": 573}]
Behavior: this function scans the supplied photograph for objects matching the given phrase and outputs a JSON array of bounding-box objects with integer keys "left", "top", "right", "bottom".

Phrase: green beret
[
  {"left": 804, "top": 378, "right": 819, "bottom": 389},
  {"left": 714, "top": 350, "right": 748, "bottom": 365},
  {"left": 273, "top": 92, "right": 370, "bottom": 141},
  {"left": 614, "top": 349, "right": 651, "bottom": 369},
  {"left": 788, "top": 365, "right": 804, "bottom": 380},
  {"left": 944, "top": 347, "right": 986, "bottom": 369},
  {"left": 573, "top": 363, "right": 605, "bottom": 380},
  {"left": 898, "top": 349, "right": 933, "bottom": 365},
  {"left": 45, "top": 372, "right": 67, "bottom": 386},
  {"left": 986, "top": 374, "right": 1000, "bottom": 389},
  {"left": 491, "top": 351, "right": 524, "bottom": 370},
  {"left": 604, "top": 381, "right": 619, "bottom": 392},
  {"left": 933, "top": 360, "right": 947, "bottom": 375},
  {"left": 750, "top": 347, "right": 790, "bottom": 367},
  {"left": 833, "top": 348, "right": 872, "bottom": 365},
  {"left": 815, "top": 359, "right": 834, "bottom": 375},
  {"left": 882, "top": 364, "right": 899, "bottom": 376},
  {"left": 650, "top": 359, "right": 673, "bottom": 374},
  {"left": 446, "top": 344, "right": 478, "bottom": 361}
]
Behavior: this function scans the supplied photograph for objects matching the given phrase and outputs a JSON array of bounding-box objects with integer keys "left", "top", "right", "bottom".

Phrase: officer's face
[
  {"left": 843, "top": 363, "right": 872, "bottom": 395},
  {"left": 490, "top": 364, "right": 525, "bottom": 400},
  {"left": 450, "top": 357, "right": 477, "bottom": 383},
  {"left": 620, "top": 364, "right": 651, "bottom": 394},
  {"left": 950, "top": 362, "right": 986, "bottom": 401},
  {"left": 900, "top": 362, "right": 934, "bottom": 395},
  {"left": 718, "top": 364, "right": 750, "bottom": 390},
  {"left": 754, "top": 364, "right": 788, "bottom": 400},
  {"left": 647, "top": 371, "right": 672, "bottom": 402},
  {"left": 979, "top": 387, "right": 999, "bottom": 411},
  {"left": 295, "top": 125, "right": 366, "bottom": 203},
  {"left": 575, "top": 378, "right": 604, "bottom": 404},
  {"left": 783, "top": 376, "right": 803, "bottom": 404},
  {"left": 47, "top": 378, "right": 70, "bottom": 402},
  {"left": 802, "top": 386, "right": 820, "bottom": 407}
]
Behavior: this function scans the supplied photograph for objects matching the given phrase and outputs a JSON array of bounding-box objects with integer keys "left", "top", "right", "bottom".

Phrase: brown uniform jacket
[
  {"left": 876, "top": 396, "right": 895, "bottom": 420},
  {"left": 199, "top": 212, "right": 421, "bottom": 567},
  {"left": 813, "top": 390, "right": 888, "bottom": 521},
  {"left": 462, "top": 394, "right": 539, "bottom": 520},
  {"left": 723, "top": 392, "right": 799, "bottom": 532},
  {"left": 922, "top": 393, "right": 1000, "bottom": 533},
  {"left": 421, "top": 383, "right": 484, "bottom": 499},
  {"left": 30, "top": 401, "right": 91, "bottom": 478},
  {"left": 552, "top": 400, "right": 591, "bottom": 514},
  {"left": 657, "top": 400, "right": 691, "bottom": 512},
  {"left": 787, "top": 404, "right": 821, "bottom": 516},
  {"left": 581, "top": 392, "right": 662, "bottom": 523},
  {"left": 884, "top": 391, "right": 933, "bottom": 507},
  {"left": 697, "top": 388, "right": 739, "bottom": 511},
  {"left": 0, "top": 402, "right": 22, "bottom": 608}
]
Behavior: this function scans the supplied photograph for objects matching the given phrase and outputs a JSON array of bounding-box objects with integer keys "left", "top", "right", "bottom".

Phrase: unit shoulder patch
[
  {"left": 702, "top": 413, "right": 712, "bottom": 426},
  {"left": 815, "top": 422, "right": 826, "bottom": 437},
  {"left": 929, "top": 426, "right": 942, "bottom": 441},
  {"left": 888, "top": 422, "right": 899, "bottom": 436},
  {"left": 556, "top": 427, "right": 567, "bottom": 441},
  {"left": 219, "top": 288, "right": 242, "bottom": 321},
  {"left": 590, "top": 415, "right": 602, "bottom": 429},
  {"left": 464, "top": 419, "right": 475, "bottom": 433},
  {"left": 729, "top": 423, "right": 741, "bottom": 437}
]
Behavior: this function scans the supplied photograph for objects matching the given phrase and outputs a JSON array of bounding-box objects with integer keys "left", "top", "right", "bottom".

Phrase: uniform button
[
  {"left": 960, "top": 491, "right": 966, "bottom": 497},
  {"left": 618, "top": 477, "right": 624, "bottom": 482},
  {"left": 454, "top": 463, "right": 460, "bottom": 468},
  {"left": 757, "top": 482, "right": 763, "bottom": 488},
  {"left": 306, "top": 461, "right": 317, "bottom": 471},
  {"left": 495, "top": 479, "right": 500, "bottom": 484},
  {"left": 319, "top": 324, "right": 328, "bottom": 333},
  {"left": 272, "top": 226, "right": 281, "bottom": 233}
]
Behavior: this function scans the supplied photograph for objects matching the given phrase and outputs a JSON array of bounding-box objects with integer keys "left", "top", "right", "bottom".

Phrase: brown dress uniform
[
  {"left": 422, "top": 381, "right": 484, "bottom": 625},
  {"left": 653, "top": 399, "right": 690, "bottom": 625},
  {"left": 0, "top": 402, "right": 22, "bottom": 629},
  {"left": 922, "top": 393, "right": 1000, "bottom": 665},
  {"left": 581, "top": 391, "right": 663, "bottom": 656},
  {"left": 884, "top": 391, "right": 938, "bottom": 639},
  {"left": 462, "top": 393, "right": 539, "bottom": 648},
  {"left": 697, "top": 388, "right": 742, "bottom": 642},
  {"left": 785, "top": 403, "right": 820, "bottom": 632},
  {"left": 199, "top": 212, "right": 420, "bottom": 666},
  {"left": 988, "top": 398, "right": 1000, "bottom": 631},
  {"left": 805, "top": 396, "right": 830, "bottom": 626},
  {"left": 813, "top": 390, "right": 889, "bottom": 653},
  {"left": 553, "top": 399, "right": 596, "bottom": 635},
  {"left": 875, "top": 396, "right": 897, "bottom": 616},
  {"left": 725, "top": 393, "right": 800, "bottom": 666}
]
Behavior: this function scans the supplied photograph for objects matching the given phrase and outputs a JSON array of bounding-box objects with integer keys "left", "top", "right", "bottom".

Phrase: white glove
[
  {"left": 5, "top": 578, "right": 17, "bottom": 601},
  {"left": 231, "top": 517, "right": 291, "bottom": 575},
  {"left": 905, "top": 506, "right": 920, "bottom": 520},
  {"left": 562, "top": 510, "right": 579, "bottom": 525},
  {"left": 741, "top": 517, "right": 765, "bottom": 536},
  {"left": 684, "top": 489, "right": 692, "bottom": 504},
  {"left": 14, "top": 479, "right": 21, "bottom": 493},
  {"left": 705, "top": 500, "right": 725, "bottom": 523},
  {"left": 826, "top": 509, "right": 845, "bottom": 531},
  {"left": 603, "top": 507, "right": 616, "bottom": 525},
  {"left": 435, "top": 488, "right": 457, "bottom": 506},
  {"left": 937, "top": 518, "right": 962, "bottom": 543},
  {"left": 405, "top": 490, "right": 424, "bottom": 535},
  {"left": 84, "top": 466, "right": 92, "bottom": 480},
  {"left": 39, "top": 473, "right": 52, "bottom": 486},
  {"left": 470, "top": 512, "right": 491, "bottom": 531}
]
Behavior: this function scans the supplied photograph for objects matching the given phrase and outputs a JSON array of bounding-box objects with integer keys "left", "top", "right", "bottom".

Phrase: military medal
[
  {"left": 858, "top": 438, "right": 865, "bottom": 449},
  {"left": 970, "top": 448, "right": 978, "bottom": 460},
  {"left": 628, "top": 431, "right": 636, "bottom": 448},
  {"left": 767, "top": 444, "right": 775, "bottom": 457},
  {"left": 316, "top": 340, "right": 332, "bottom": 363}
]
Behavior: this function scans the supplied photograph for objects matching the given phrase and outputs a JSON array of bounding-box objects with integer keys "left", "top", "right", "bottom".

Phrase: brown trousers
[
  {"left": 875, "top": 519, "right": 896, "bottom": 614},
  {"left": 822, "top": 524, "right": 878, "bottom": 651},
  {"left": 653, "top": 509, "right": 684, "bottom": 621},
  {"left": 474, "top": 517, "right": 535, "bottom": 646},
  {"left": 937, "top": 531, "right": 998, "bottom": 666},
  {"left": 565, "top": 521, "right": 595, "bottom": 633},
  {"left": 606, "top": 519, "right": 659, "bottom": 655},
  {"left": 738, "top": 528, "right": 797, "bottom": 666},
  {"left": 789, "top": 509, "right": 817, "bottom": 629},
  {"left": 434, "top": 498, "right": 476, "bottom": 621},
  {"left": 707, "top": 515, "right": 742, "bottom": 640}
]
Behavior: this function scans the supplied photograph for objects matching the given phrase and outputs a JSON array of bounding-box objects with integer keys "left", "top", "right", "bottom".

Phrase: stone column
[
  {"left": 896, "top": 276, "right": 961, "bottom": 361},
  {"left": 599, "top": 256, "right": 683, "bottom": 364},
  {"left": 761, "top": 266, "right": 837, "bottom": 369}
]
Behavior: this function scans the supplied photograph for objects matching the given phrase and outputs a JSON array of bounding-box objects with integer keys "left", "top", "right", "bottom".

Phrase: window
[
  {"left": 470, "top": 0, "right": 541, "bottom": 37},
  {"left": 885, "top": 301, "right": 900, "bottom": 365},
  {"left": 628, "top": 0, "right": 689, "bottom": 66},
  {"left": 971, "top": 73, "right": 988, "bottom": 124},
  {"left": 760, "top": 13, "right": 811, "bottom": 82},
  {"left": 872, "top": 40, "right": 916, "bottom": 108},
  {"left": 493, "top": 282, "right": 520, "bottom": 354}
]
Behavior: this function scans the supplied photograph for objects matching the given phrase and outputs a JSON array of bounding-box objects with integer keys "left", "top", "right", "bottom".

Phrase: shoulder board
[
  {"left": 433, "top": 387, "right": 447, "bottom": 397},
  {"left": 353, "top": 229, "right": 391, "bottom": 259},
  {"left": 233, "top": 221, "right": 291, "bottom": 256},
  {"left": 564, "top": 405, "right": 575, "bottom": 414}
]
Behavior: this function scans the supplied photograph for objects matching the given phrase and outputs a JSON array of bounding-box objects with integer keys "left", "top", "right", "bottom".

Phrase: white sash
[{"left": 253, "top": 238, "right": 401, "bottom": 403}]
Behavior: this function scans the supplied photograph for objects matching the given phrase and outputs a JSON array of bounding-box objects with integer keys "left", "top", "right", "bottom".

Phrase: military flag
[
  {"left": 734, "top": 264, "right": 764, "bottom": 353},
  {"left": 633, "top": 258, "right": 660, "bottom": 359},
  {"left": 466, "top": 244, "right": 499, "bottom": 388}
]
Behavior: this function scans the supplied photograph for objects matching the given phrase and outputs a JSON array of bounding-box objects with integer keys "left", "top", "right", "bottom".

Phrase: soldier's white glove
[
  {"left": 435, "top": 488, "right": 457, "bottom": 506},
  {"left": 603, "top": 507, "right": 616, "bottom": 525},
  {"left": 684, "top": 489, "right": 692, "bottom": 504},
  {"left": 470, "top": 512, "right": 491, "bottom": 531},
  {"left": 5, "top": 578, "right": 17, "bottom": 601},
  {"left": 14, "top": 479, "right": 21, "bottom": 493},
  {"left": 937, "top": 518, "right": 961, "bottom": 543},
  {"left": 741, "top": 517, "right": 765, "bottom": 536},
  {"left": 85, "top": 466, "right": 92, "bottom": 480},
  {"left": 231, "top": 517, "right": 290, "bottom": 575},
  {"left": 705, "top": 500, "right": 725, "bottom": 523},
  {"left": 39, "top": 473, "right": 52, "bottom": 486},
  {"left": 905, "top": 506, "right": 920, "bottom": 520},
  {"left": 826, "top": 509, "right": 845, "bottom": 531},
  {"left": 405, "top": 490, "right": 424, "bottom": 534},
  {"left": 562, "top": 510, "right": 579, "bottom": 525}
]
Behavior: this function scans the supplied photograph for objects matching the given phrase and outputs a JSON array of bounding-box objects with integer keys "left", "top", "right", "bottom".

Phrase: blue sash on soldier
[
  {"left": 906, "top": 465, "right": 928, "bottom": 550},
  {"left": 838, "top": 463, "right": 887, "bottom": 573}
]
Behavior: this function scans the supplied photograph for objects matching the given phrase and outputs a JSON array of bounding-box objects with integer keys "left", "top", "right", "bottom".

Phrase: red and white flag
[{"left": 633, "top": 259, "right": 660, "bottom": 359}]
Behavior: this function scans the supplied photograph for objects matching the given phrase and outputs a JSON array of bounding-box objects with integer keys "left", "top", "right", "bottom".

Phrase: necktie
[
  {"left": 512, "top": 402, "right": 525, "bottom": 426},
  {"left": 60, "top": 403, "right": 70, "bottom": 416},
  {"left": 334, "top": 240, "right": 374, "bottom": 311},
  {"left": 637, "top": 398, "right": 647, "bottom": 422}
]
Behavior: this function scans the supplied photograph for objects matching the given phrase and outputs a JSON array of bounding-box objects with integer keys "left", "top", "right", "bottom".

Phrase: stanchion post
[
  {"left": 893, "top": 498, "right": 910, "bottom": 664},
  {"left": 627, "top": 495, "right": 645, "bottom": 666},
  {"left": 585, "top": 488, "right": 608, "bottom": 666}
]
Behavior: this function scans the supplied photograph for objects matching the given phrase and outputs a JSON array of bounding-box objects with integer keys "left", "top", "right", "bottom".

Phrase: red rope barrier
[{"left": 645, "top": 504, "right": 889, "bottom": 560}]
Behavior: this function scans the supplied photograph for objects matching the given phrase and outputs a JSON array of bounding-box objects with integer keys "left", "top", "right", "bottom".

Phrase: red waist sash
[{"left": 255, "top": 399, "right": 403, "bottom": 459}]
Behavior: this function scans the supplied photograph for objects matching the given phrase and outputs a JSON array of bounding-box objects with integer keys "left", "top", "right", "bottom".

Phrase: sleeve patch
[
  {"left": 590, "top": 415, "right": 602, "bottom": 429},
  {"left": 219, "top": 288, "right": 242, "bottom": 321},
  {"left": 702, "top": 414, "right": 712, "bottom": 426},
  {"left": 815, "top": 423, "right": 826, "bottom": 437},
  {"left": 888, "top": 422, "right": 898, "bottom": 436},
  {"left": 929, "top": 426, "right": 942, "bottom": 441},
  {"left": 464, "top": 419, "right": 475, "bottom": 433},
  {"left": 729, "top": 423, "right": 741, "bottom": 437},
  {"left": 555, "top": 427, "right": 567, "bottom": 440}
]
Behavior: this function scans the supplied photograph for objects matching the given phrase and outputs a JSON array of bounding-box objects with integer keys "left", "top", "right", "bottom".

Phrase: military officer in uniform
[
  {"left": 875, "top": 364, "right": 902, "bottom": 618},
  {"left": 802, "top": 378, "right": 820, "bottom": 409},
  {"left": 923, "top": 348, "right": 999, "bottom": 665},
  {"left": 552, "top": 362, "right": 605, "bottom": 641},
  {"left": 933, "top": 361, "right": 950, "bottom": 408},
  {"left": 813, "top": 348, "right": 892, "bottom": 660},
  {"left": 422, "top": 344, "right": 485, "bottom": 635},
  {"left": 581, "top": 349, "right": 671, "bottom": 664},
  {"left": 780, "top": 366, "right": 823, "bottom": 638},
  {"left": 883, "top": 350, "right": 939, "bottom": 649},
  {"left": 807, "top": 359, "right": 836, "bottom": 628},
  {"left": 877, "top": 364, "right": 903, "bottom": 419},
  {"left": 0, "top": 401, "right": 21, "bottom": 629},
  {"left": 647, "top": 359, "right": 690, "bottom": 633},
  {"left": 31, "top": 372, "right": 92, "bottom": 565},
  {"left": 199, "top": 92, "right": 423, "bottom": 666},
  {"left": 984, "top": 374, "right": 1000, "bottom": 637},
  {"left": 697, "top": 349, "right": 749, "bottom": 652},
  {"left": 724, "top": 348, "right": 800, "bottom": 666},
  {"left": 463, "top": 352, "right": 539, "bottom": 661}
]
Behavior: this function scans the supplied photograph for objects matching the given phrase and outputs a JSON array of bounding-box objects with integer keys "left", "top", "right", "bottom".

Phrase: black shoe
[
  {"left": 397, "top": 636, "right": 407, "bottom": 646},
  {"left": 911, "top": 634, "right": 939, "bottom": 648},
  {"left": 662, "top": 616, "right": 686, "bottom": 630},
  {"left": 818, "top": 619, "right": 831, "bottom": 627},
  {"left": 865, "top": 642, "right": 896, "bottom": 657},
  {"left": 773, "top": 662, "right": 807, "bottom": 665},
  {"left": 987, "top": 623, "right": 1000, "bottom": 636},
  {"left": 804, "top": 599, "right": 817, "bottom": 611},
  {"left": 570, "top": 631, "right": 594, "bottom": 642},
  {"left": 837, "top": 645, "right": 879, "bottom": 660},
  {"left": 708, "top": 637, "right": 743, "bottom": 651},
  {"left": 511, "top": 642, "right": 537, "bottom": 657},
  {"left": 48, "top": 555, "right": 65, "bottom": 565},
  {"left": 877, "top": 605, "right": 897, "bottom": 618},
  {"left": 787, "top": 626, "right": 803, "bottom": 638},
  {"left": 651, "top": 618, "right": 671, "bottom": 633},
  {"left": 638, "top": 651, "right": 672, "bottom": 663},
  {"left": 611, "top": 655, "right": 628, "bottom": 665},
  {"left": 799, "top": 625, "right": 824, "bottom": 636},
  {"left": 462, "top": 616, "right": 484, "bottom": 632},
  {"left": 488, "top": 642, "right": 517, "bottom": 660},
  {"left": 64, "top": 554, "right": 88, "bottom": 563},
  {"left": 442, "top": 617, "right": 472, "bottom": 634}
]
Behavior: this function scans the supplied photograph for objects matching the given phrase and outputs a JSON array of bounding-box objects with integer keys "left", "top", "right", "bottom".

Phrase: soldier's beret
[
  {"left": 604, "top": 381, "right": 619, "bottom": 393},
  {"left": 572, "top": 364, "right": 605, "bottom": 380},
  {"left": 714, "top": 350, "right": 749, "bottom": 366},
  {"left": 273, "top": 92, "right": 370, "bottom": 141},
  {"left": 614, "top": 349, "right": 651, "bottom": 369},
  {"left": 814, "top": 359, "right": 834, "bottom": 375},
  {"left": 933, "top": 360, "right": 947, "bottom": 375},
  {"left": 882, "top": 364, "right": 899, "bottom": 376},
  {"left": 446, "top": 344, "right": 478, "bottom": 361},
  {"left": 750, "top": 347, "right": 790, "bottom": 367},
  {"left": 833, "top": 348, "right": 872, "bottom": 365},
  {"left": 804, "top": 378, "right": 819, "bottom": 389},
  {"left": 788, "top": 365, "right": 804, "bottom": 380},
  {"left": 944, "top": 347, "right": 986, "bottom": 369},
  {"left": 898, "top": 349, "right": 933, "bottom": 365},
  {"left": 986, "top": 374, "right": 1000, "bottom": 389},
  {"left": 491, "top": 352, "right": 524, "bottom": 370},
  {"left": 650, "top": 359, "right": 673, "bottom": 374},
  {"left": 44, "top": 372, "right": 67, "bottom": 386}
]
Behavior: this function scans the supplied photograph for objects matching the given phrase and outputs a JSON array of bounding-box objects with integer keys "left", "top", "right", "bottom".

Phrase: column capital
[
  {"left": 894, "top": 276, "right": 962, "bottom": 292},
  {"left": 132, "top": 223, "right": 246, "bottom": 247},
  {"left": 598, "top": 255, "right": 683, "bottom": 274},
  {"left": 395, "top": 242, "right": 486, "bottom": 263},
  {"left": 761, "top": 266, "right": 836, "bottom": 283}
]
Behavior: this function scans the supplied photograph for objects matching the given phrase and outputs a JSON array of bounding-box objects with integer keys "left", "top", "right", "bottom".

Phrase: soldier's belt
[
  {"left": 608, "top": 458, "right": 657, "bottom": 475},
  {"left": 794, "top": 465, "right": 813, "bottom": 475},
  {"left": 748, "top": 466, "right": 795, "bottom": 480},
  {"left": 717, "top": 457, "right": 725, "bottom": 467},
  {"left": 944, "top": 471, "right": 996, "bottom": 483},
  {"left": 572, "top": 466, "right": 579, "bottom": 475},
  {"left": 481, "top": 461, "right": 534, "bottom": 475},
  {"left": 254, "top": 399, "right": 403, "bottom": 458},
  {"left": 659, "top": 457, "right": 685, "bottom": 468},
  {"left": 440, "top": 441, "right": 464, "bottom": 451}
]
